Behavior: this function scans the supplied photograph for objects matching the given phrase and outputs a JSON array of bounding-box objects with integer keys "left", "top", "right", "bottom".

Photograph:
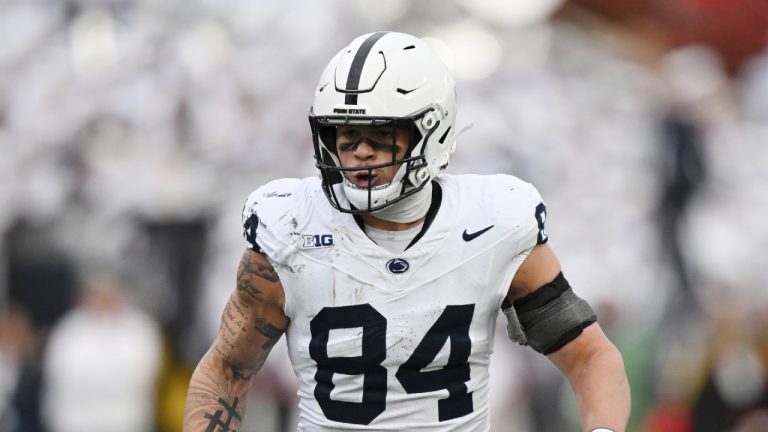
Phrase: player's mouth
[{"left": 349, "top": 171, "right": 385, "bottom": 188}]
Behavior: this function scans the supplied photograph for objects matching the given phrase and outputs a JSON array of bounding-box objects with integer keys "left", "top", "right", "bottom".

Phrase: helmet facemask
[{"left": 310, "top": 106, "right": 440, "bottom": 214}]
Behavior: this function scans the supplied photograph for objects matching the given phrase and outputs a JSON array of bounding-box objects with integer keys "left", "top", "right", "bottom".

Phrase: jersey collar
[{"left": 353, "top": 180, "right": 443, "bottom": 251}]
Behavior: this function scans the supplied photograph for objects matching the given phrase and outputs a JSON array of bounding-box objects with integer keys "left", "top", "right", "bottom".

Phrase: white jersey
[{"left": 241, "top": 174, "right": 547, "bottom": 431}]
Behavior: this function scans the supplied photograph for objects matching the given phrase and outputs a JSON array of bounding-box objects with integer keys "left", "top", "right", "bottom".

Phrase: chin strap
[{"left": 370, "top": 181, "right": 433, "bottom": 223}]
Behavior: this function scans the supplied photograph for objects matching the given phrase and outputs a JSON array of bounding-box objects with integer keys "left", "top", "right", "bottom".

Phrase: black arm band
[{"left": 513, "top": 272, "right": 597, "bottom": 355}]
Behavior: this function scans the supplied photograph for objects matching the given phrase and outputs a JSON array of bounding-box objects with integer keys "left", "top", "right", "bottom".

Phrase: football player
[{"left": 184, "top": 31, "right": 630, "bottom": 431}]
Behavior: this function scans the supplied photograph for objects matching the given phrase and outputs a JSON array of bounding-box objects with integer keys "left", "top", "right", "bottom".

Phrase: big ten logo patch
[{"left": 299, "top": 234, "right": 335, "bottom": 249}]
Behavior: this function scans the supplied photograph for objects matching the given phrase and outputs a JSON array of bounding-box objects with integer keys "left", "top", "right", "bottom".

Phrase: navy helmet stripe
[{"left": 344, "top": 31, "right": 389, "bottom": 105}]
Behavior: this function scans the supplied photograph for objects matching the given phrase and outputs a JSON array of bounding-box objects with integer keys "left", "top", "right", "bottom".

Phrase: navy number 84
[{"left": 309, "top": 304, "right": 475, "bottom": 425}]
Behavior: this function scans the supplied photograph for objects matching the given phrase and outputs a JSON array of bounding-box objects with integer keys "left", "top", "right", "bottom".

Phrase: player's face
[{"left": 336, "top": 125, "right": 409, "bottom": 188}]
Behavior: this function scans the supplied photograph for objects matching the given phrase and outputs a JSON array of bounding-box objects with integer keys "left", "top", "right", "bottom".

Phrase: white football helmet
[{"left": 309, "top": 31, "right": 457, "bottom": 214}]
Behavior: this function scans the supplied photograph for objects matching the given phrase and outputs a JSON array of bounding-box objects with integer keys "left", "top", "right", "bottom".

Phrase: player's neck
[{"left": 359, "top": 213, "right": 425, "bottom": 231}]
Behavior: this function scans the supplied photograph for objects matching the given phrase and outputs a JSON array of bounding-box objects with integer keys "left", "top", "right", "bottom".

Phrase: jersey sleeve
[
  {"left": 239, "top": 178, "right": 307, "bottom": 261},
  {"left": 490, "top": 175, "right": 549, "bottom": 257}
]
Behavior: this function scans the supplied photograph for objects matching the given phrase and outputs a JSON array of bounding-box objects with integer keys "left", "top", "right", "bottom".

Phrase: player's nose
[{"left": 353, "top": 139, "right": 376, "bottom": 160}]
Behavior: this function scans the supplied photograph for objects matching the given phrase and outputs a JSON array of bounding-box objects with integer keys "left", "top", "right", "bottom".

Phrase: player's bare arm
[
  {"left": 547, "top": 322, "right": 630, "bottom": 431},
  {"left": 184, "top": 249, "right": 289, "bottom": 431},
  {"left": 507, "top": 244, "right": 631, "bottom": 432}
]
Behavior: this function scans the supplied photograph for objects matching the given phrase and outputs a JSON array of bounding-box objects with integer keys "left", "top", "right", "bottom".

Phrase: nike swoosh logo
[{"left": 462, "top": 225, "right": 494, "bottom": 241}]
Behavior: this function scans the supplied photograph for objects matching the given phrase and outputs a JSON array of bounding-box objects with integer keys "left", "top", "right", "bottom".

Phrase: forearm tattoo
[
  {"left": 203, "top": 397, "right": 242, "bottom": 432},
  {"left": 216, "top": 302, "right": 244, "bottom": 360},
  {"left": 186, "top": 251, "right": 288, "bottom": 431},
  {"left": 230, "top": 367, "right": 255, "bottom": 382}
]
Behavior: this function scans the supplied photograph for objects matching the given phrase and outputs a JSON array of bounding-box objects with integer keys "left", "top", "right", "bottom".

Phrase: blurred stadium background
[{"left": 1, "top": 0, "right": 768, "bottom": 431}]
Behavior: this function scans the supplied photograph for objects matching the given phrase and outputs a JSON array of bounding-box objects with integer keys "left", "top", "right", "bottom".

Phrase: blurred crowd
[{"left": 2, "top": 0, "right": 768, "bottom": 431}]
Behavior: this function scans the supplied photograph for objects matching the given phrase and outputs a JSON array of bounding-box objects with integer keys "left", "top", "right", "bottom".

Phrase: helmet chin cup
[{"left": 342, "top": 178, "right": 399, "bottom": 211}]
